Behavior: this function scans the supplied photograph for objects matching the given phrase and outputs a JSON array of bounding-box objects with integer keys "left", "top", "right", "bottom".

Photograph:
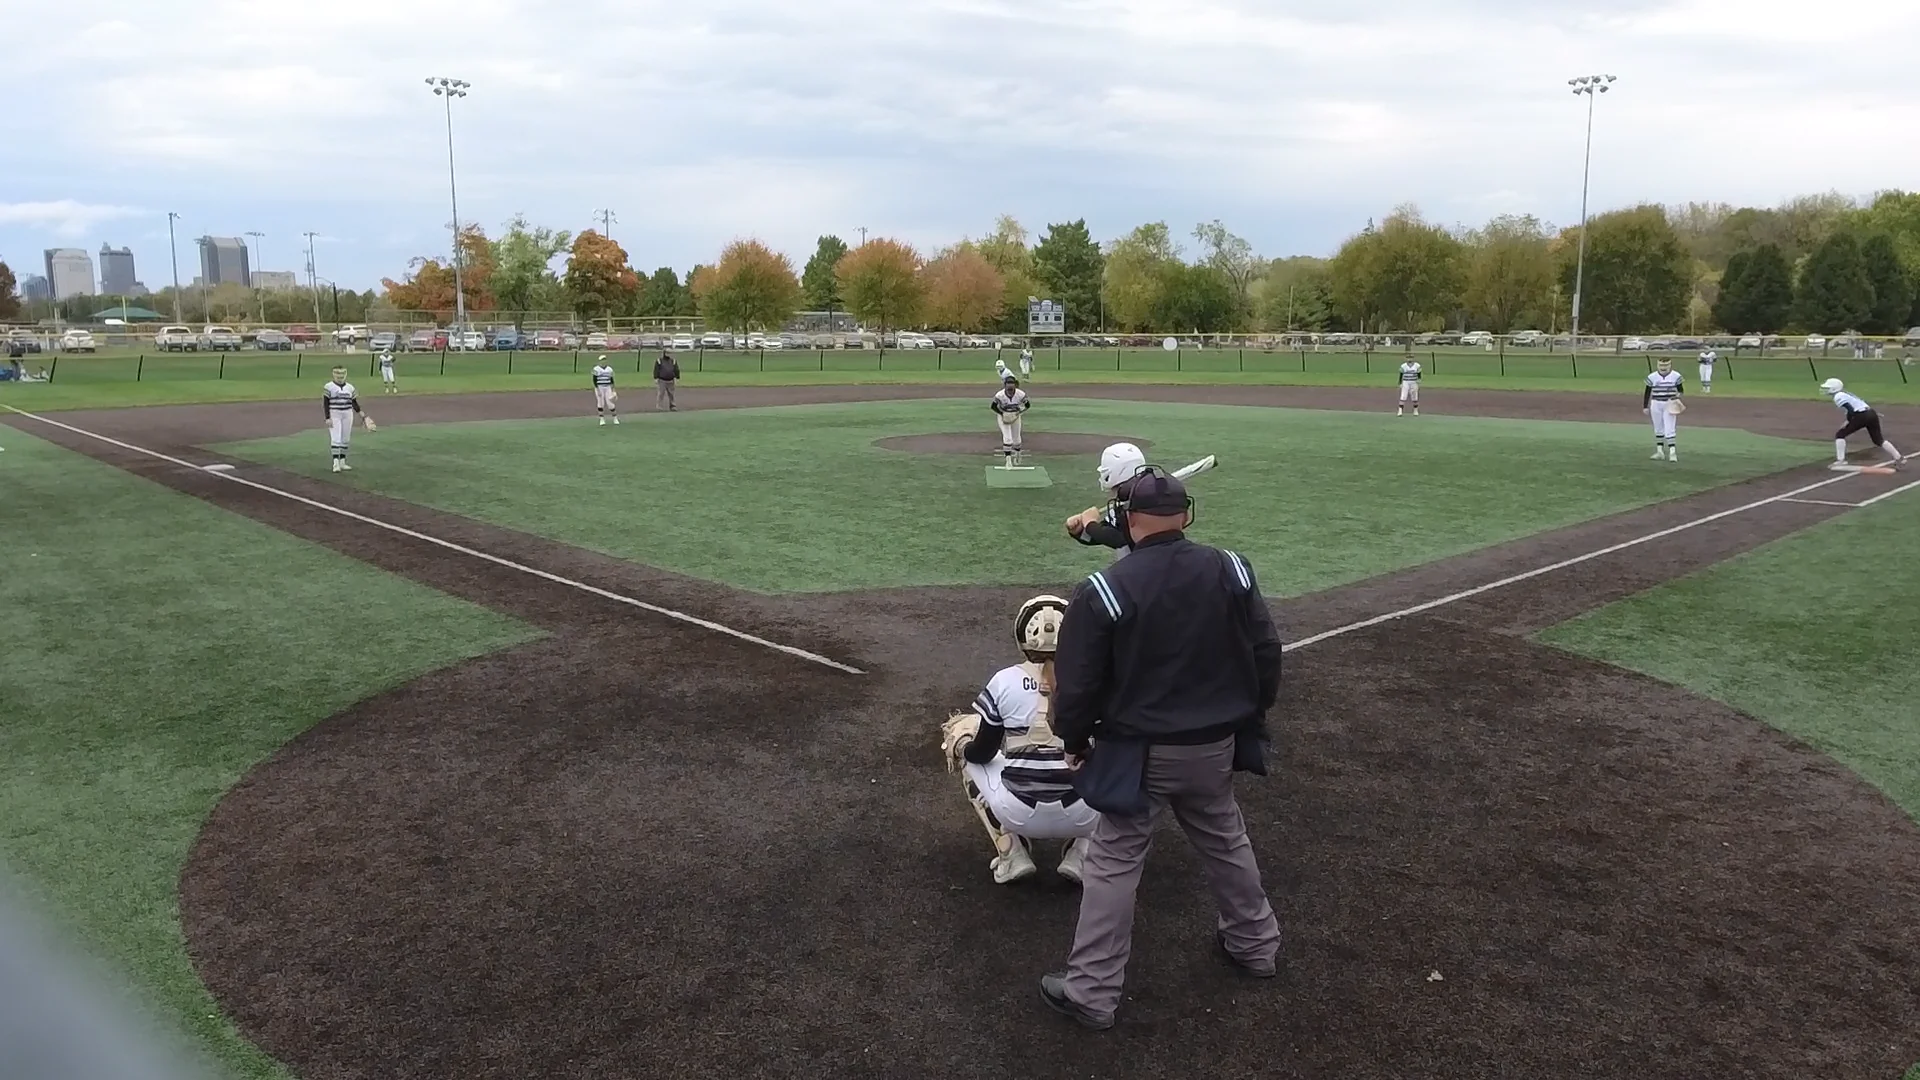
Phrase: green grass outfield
[
  {"left": 6, "top": 346, "right": 1914, "bottom": 411},
  {"left": 0, "top": 430, "right": 538, "bottom": 1079},
  {"left": 1541, "top": 489, "right": 1920, "bottom": 822},
  {"left": 222, "top": 398, "right": 1818, "bottom": 595}
]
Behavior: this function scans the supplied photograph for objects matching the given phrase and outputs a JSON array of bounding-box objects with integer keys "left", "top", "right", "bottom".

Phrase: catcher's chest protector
[{"left": 1003, "top": 661, "right": 1064, "bottom": 754}]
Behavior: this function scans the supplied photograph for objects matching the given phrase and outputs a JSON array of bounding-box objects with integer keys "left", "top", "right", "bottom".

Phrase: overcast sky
[{"left": 5, "top": 0, "right": 1919, "bottom": 291}]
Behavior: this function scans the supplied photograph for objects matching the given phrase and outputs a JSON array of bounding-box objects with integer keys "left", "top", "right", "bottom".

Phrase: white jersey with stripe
[
  {"left": 1399, "top": 361, "right": 1421, "bottom": 383},
  {"left": 323, "top": 382, "right": 359, "bottom": 413},
  {"left": 591, "top": 364, "right": 615, "bottom": 387},
  {"left": 992, "top": 387, "right": 1029, "bottom": 413},
  {"left": 379, "top": 354, "right": 394, "bottom": 369},
  {"left": 1698, "top": 350, "right": 1716, "bottom": 366},
  {"left": 972, "top": 663, "right": 1074, "bottom": 804},
  {"left": 1833, "top": 391, "right": 1872, "bottom": 415},
  {"left": 1646, "top": 370, "right": 1684, "bottom": 401}
]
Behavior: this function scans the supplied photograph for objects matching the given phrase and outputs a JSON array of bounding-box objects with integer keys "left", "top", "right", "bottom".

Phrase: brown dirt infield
[
  {"left": 874, "top": 431, "right": 1151, "bottom": 455},
  {"left": 7, "top": 385, "right": 1918, "bottom": 1080}
]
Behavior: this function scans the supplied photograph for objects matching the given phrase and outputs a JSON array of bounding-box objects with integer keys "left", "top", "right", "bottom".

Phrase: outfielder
[
  {"left": 1697, "top": 347, "right": 1717, "bottom": 393},
  {"left": 939, "top": 595, "right": 1099, "bottom": 884},
  {"left": 1397, "top": 355, "right": 1421, "bottom": 416},
  {"left": 1643, "top": 357, "right": 1684, "bottom": 461},
  {"left": 1065, "top": 442, "right": 1147, "bottom": 556},
  {"left": 991, "top": 375, "right": 1029, "bottom": 461},
  {"left": 591, "top": 356, "right": 619, "bottom": 426},
  {"left": 1821, "top": 379, "right": 1903, "bottom": 466},
  {"left": 1019, "top": 346, "right": 1034, "bottom": 377},
  {"left": 322, "top": 367, "right": 372, "bottom": 472}
]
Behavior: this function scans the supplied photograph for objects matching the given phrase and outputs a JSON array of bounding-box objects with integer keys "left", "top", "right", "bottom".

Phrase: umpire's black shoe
[
  {"left": 1039, "top": 973, "right": 1115, "bottom": 1030},
  {"left": 1216, "top": 931, "right": 1278, "bottom": 978}
]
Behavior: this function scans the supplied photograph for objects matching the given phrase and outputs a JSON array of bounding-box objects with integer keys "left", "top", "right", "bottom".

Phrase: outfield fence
[{"left": 21, "top": 343, "right": 1915, "bottom": 389}]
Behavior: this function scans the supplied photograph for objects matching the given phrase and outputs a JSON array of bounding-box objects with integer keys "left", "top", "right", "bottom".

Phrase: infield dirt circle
[
  {"left": 872, "top": 430, "right": 1152, "bottom": 456},
  {"left": 7, "top": 384, "right": 1916, "bottom": 1080}
]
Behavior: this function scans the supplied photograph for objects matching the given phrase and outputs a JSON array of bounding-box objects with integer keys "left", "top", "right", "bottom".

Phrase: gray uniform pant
[
  {"left": 656, "top": 378, "right": 676, "bottom": 409},
  {"left": 1062, "top": 736, "right": 1280, "bottom": 1017}
]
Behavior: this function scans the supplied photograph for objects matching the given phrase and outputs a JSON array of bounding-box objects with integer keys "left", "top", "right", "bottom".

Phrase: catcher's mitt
[
  {"left": 940, "top": 712, "right": 980, "bottom": 773},
  {"left": 362, "top": 414, "right": 378, "bottom": 430},
  {"left": 1667, "top": 399, "right": 1686, "bottom": 415}
]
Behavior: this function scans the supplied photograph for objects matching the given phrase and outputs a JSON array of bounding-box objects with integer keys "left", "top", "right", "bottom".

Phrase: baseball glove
[
  {"left": 608, "top": 389, "right": 618, "bottom": 404},
  {"left": 362, "top": 414, "right": 378, "bottom": 430},
  {"left": 940, "top": 712, "right": 980, "bottom": 773},
  {"left": 1668, "top": 399, "right": 1686, "bottom": 415}
]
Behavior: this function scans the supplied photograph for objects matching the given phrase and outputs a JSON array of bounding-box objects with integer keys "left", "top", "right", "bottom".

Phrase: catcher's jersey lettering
[
  {"left": 992, "top": 388, "right": 1029, "bottom": 413},
  {"left": 323, "top": 382, "right": 359, "bottom": 413},
  {"left": 1399, "top": 362, "right": 1421, "bottom": 383},
  {"left": 1834, "top": 391, "right": 1871, "bottom": 415},
  {"left": 973, "top": 665, "right": 1073, "bottom": 803},
  {"left": 591, "top": 365, "right": 615, "bottom": 387},
  {"left": 1645, "top": 371, "right": 1684, "bottom": 400}
]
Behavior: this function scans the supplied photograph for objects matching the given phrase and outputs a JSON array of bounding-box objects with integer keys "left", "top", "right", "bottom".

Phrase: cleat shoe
[
  {"left": 1056, "top": 839, "right": 1089, "bottom": 885},
  {"left": 992, "top": 840, "right": 1037, "bottom": 884},
  {"left": 1651, "top": 448, "right": 1666, "bottom": 459}
]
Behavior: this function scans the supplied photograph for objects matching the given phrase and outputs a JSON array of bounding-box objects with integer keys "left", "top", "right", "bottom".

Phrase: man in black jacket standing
[
  {"left": 1039, "top": 468, "right": 1284, "bottom": 1030},
  {"left": 653, "top": 351, "right": 681, "bottom": 411}
]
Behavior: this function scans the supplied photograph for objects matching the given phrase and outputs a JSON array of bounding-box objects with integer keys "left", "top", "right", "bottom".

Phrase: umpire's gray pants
[
  {"left": 1062, "top": 736, "right": 1280, "bottom": 1017},
  {"left": 656, "top": 378, "right": 676, "bottom": 409}
]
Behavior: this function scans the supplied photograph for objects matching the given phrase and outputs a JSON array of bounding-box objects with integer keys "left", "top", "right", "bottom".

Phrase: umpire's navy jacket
[{"left": 1051, "top": 531, "right": 1282, "bottom": 755}]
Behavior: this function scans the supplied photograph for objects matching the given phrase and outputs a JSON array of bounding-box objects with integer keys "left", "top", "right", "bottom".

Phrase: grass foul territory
[
  {"left": 221, "top": 398, "right": 1818, "bottom": 595},
  {"left": 0, "top": 430, "right": 538, "bottom": 1080},
  {"left": 1541, "top": 490, "right": 1920, "bottom": 822}
]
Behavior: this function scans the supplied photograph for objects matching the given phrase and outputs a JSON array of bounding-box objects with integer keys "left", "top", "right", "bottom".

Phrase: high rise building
[
  {"left": 21, "top": 274, "right": 53, "bottom": 301},
  {"left": 100, "top": 245, "right": 138, "bottom": 295},
  {"left": 44, "top": 248, "right": 96, "bottom": 300},
  {"left": 196, "top": 236, "right": 252, "bottom": 289}
]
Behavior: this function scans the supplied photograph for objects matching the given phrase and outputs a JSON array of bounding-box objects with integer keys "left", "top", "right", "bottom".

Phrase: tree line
[{"left": 6, "top": 190, "right": 1917, "bottom": 335}]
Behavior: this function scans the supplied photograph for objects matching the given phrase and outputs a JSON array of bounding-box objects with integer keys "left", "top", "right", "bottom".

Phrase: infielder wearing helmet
[
  {"left": 939, "top": 595, "right": 1100, "bottom": 885},
  {"left": 1822, "top": 379, "right": 1903, "bottom": 466}
]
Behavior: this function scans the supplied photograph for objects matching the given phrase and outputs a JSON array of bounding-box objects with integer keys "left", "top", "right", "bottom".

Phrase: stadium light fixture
[
  {"left": 1567, "top": 74, "right": 1617, "bottom": 355},
  {"left": 427, "top": 76, "right": 472, "bottom": 331}
]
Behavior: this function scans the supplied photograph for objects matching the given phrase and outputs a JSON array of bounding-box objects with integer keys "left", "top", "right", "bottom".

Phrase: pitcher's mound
[{"left": 875, "top": 432, "right": 1151, "bottom": 456}]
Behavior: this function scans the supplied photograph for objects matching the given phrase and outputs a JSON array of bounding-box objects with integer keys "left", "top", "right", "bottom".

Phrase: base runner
[
  {"left": 322, "top": 367, "right": 371, "bottom": 472},
  {"left": 940, "top": 595, "right": 1099, "bottom": 884},
  {"left": 1821, "top": 379, "right": 1903, "bottom": 466},
  {"left": 1397, "top": 355, "right": 1421, "bottom": 416},
  {"left": 1643, "top": 357, "right": 1684, "bottom": 461},
  {"left": 592, "top": 356, "right": 619, "bottom": 426},
  {"left": 991, "top": 375, "right": 1029, "bottom": 461}
]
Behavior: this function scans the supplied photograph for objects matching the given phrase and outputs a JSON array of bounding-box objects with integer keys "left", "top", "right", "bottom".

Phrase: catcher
[
  {"left": 322, "top": 367, "right": 374, "bottom": 473},
  {"left": 940, "top": 595, "right": 1100, "bottom": 885},
  {"left": 1065, "top": 442, "right": 1148, "bottom": 556}
]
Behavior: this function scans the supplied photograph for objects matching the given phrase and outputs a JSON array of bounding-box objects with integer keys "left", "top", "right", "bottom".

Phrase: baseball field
[{"left": 1, "top": 373, "right": 1916, "bottom": 1079}]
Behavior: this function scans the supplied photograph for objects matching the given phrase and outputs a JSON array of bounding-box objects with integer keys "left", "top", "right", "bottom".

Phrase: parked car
[
  {"left": 583, "top": 331, "right": 608, "bottom": 350},
  {"left": 1828, "top": 335, "right": 1853, "bottom": 350},
  {"left": 451, "top": 330, "right": 485, "bottom": 351},
  {"left": 201, "top": 325, "right": 242, "bottom": 351},
  {"left": 1805, "top": 334, "right": 1827, "bottom": 350},
  {"left": 1620, "top": 337, "right": 1649, "bottom": 351},
  {"left": 60, "top": 329, "right": 97, "bottom": 352},
  {"left": 1460, "top": 331, "right": 1493, "bottom": 347},
  {"left": 533, "top": 330, "right": 563, "bottom": 350},
  {"left": 407, "top": 328, "right": 448, "bottom": 351},
  {"left": 370, "top": 331, "right": 400, "bottom": 353},
  {"left": 255, "top": 329, "right": 293, "bottom": 351},
  {"left": 155, "top": 325, "right": 199, "bottom": 351},
  {"left": 333, "top": 324, "right": 369, "bottom": 345},
  {"left": 778, "top": 333, "right": 811, "bottom": 348},
  {"left": 491, "top": 329, "right": 523, "bottom": 350},
  {"left": 670, "top": 334, "right": 697, "bottom": 352},
  {"left": 1905, "top": 327, "right": 1920, "bottom": 346},
  {"left": 636, "top": 334, "right": 664, "bottom": 349},
  {"left": 761, "top": 335, "right": 785, "bottom": 350},
  {"left": 1508, "top": 330, "right": 1546, "bottom": 347},
  {"left": 698, "top": 332, "right": 730, "bottom": 349},
  {"left": 1670, "top": 338, "right": 1704, "bottom": 351},
  {"left": 284, "top": 324, "right": 320, "bottom": 345},
  {"left": 1737, "top": 334, "right": 1763, "bottom": 348}
]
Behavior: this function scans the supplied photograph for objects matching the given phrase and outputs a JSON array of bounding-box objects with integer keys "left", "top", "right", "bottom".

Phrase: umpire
[{"left": 1040, "top": 467, "right": 1283, "bottom": 1030}]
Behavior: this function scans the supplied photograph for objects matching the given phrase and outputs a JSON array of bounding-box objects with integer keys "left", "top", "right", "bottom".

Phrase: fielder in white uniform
[
  {"left": 939, "top": 595, "right": 1099, "bottom": 884},
  {"left": 321, "top": 368, "right": 365, "bottom": 472},
  {"left": 1019, "top": 347, "right": 1034, "bottom": 377},
  {"left": 1643, "top": 358, "right": 1685, "bottom": 461},
  {"left": 378, "top": 351, "right": 397, "bottom": 394},
  {"left": 1821, "top": 378, "right": 1903, "bottom": 466},
  {"left": 1397, "top": 357, "right": 1422, "bottom": 416},
  {"left": 1697, "top": 348, "right": 1716, "bottom": 393},
  {"left": 995, "top": 357, "right": 1014, "bottom": 383},
  {"left": 991, "top": 376, "right": 1029, "bottom": 461},
  {"left": 591, "top": 358, "right": 619, "bottom": 425}
]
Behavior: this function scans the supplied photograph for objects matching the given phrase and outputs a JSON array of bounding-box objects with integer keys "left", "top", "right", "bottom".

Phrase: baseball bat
[{"left": 1172, "top": 454, "right": 1217, "bottom": 480}]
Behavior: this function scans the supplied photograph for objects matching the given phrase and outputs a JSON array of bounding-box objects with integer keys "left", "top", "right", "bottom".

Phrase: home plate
[{"left": 203, "top": 463, "right": 236, "bottom": 472}]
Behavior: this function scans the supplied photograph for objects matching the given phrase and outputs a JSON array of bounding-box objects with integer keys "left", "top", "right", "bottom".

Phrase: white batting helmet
[
  {"left": 1014, "top": 594, "right": 1069, "bottom": 654},
  {"left": 1821, "top": 377, "right": 1844, "bottom": 395},
  {"left": 1097, "top": 442, "right": 1147, "bottom": 490}
]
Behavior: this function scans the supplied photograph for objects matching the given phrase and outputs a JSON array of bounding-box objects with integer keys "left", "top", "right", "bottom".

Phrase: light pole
[
  {"left": 166, "top": 212, "right": 183, "bottom": 322},
  {"left": 857, "top": 226, "right": 868, "bottom": 247},
  {"left": 304, "top": 231, "right": 322, "bottom": 329},
  {"left": 593, "top": 208, "right": 617, "bottom": 238},
  {"left": 244, "top": 230, "right": 266, "bottom": 322},
  {"left": 426, "top": 76, "right": 470, "bottom": 331},
  {"left": 1567, "top": 74, "right": 1616, "bottom": 354}
]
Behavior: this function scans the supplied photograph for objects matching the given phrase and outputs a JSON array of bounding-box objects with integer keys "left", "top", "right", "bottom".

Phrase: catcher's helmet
[
  {"left": 1821, "top": 377, "right": 1845, "bottom": 396},
  {"left": 1014, "top": 595, "right": 1068, "bottom": 654},
  {"left": 1098, "top": 442, "right": 1147, "bottom": 490}
]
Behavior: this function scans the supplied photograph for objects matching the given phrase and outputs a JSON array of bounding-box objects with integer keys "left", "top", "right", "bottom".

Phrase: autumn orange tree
[
  {"left": 380, "top": 224, "right": 496, "bottom": 318},
  {"left": 693, "top": 240, "right": 803, "bottom": 331},
  {"left": 836, "top": 238, "right": 925, "bottom": 335},
  {"left": 921, "top": 245, "right": 1005, "bottom": 331},
  {"left": 563, "top": 229, "right": 640, "bottom": 319}
]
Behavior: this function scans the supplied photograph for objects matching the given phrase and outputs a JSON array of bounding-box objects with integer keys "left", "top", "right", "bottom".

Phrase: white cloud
[{"left": 0, "top": 201, "right": 143, "bottom": 238}]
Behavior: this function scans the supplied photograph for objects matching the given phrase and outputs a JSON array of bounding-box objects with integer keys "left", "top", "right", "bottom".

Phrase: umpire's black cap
[{"left": 1124, "top": 469, "right": 1190, "bottom": 516}]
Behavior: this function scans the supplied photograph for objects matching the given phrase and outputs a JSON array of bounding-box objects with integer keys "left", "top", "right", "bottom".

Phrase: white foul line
[
  {"left": 3, "top": 405, "right": 866, "bottom": 676},
  {"left": 1281, "top": 469, "right": 1858, "bottom": 653},
  {"left": 1857, "top": 478, "right": 1920, "bottom": 507}
]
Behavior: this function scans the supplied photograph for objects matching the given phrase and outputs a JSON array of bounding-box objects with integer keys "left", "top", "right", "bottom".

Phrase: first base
[
  {"left": 985, "top": 464, "right": 1052, "bottom": 488},
  {"left": 1830, "top": 463, "right": 1897, "bottom": 475}
]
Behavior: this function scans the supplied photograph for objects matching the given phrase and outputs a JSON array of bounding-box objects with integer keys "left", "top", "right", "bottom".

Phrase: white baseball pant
[
  {"left": 1399, "top": 381, "right": 1418, "bottom": 403},
  {"left": 964, "top": 758, "right": 1101, "bottom": 840},
  {"left": 1698, "top": 363, "right": 1713, "bottom": 388},
  {"left": 380, "top": 366, "right": 395, "bottom": 385},
  {"left": 594, "top": 386, "right": 616, "bottom": 411},
  {"left": 1649, "top": 405, "right": 1678, "bottom": 440},
  {"left": 997, "top": 414, "right": 1022, "bottom": 449}
]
